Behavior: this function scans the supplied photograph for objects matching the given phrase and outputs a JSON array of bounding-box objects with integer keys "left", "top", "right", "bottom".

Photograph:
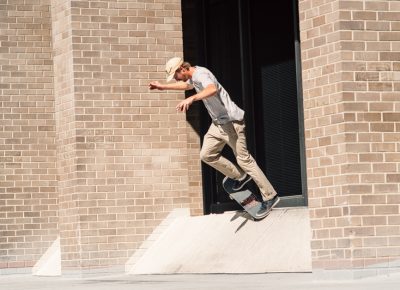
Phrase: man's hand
[
  {"left": 176, "top": 97, "right": 194, "bottom": 112},
  {"left": 149, "top": 81, "right": 164, "bottom": 90}
]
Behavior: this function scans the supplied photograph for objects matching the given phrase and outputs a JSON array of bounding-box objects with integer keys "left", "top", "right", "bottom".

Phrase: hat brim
[
  {"left": 165, "top": 59, "right": 183, "bottom": 82},
  {"left": 166, "top": 72, "right": 175, "bottom": 82}
]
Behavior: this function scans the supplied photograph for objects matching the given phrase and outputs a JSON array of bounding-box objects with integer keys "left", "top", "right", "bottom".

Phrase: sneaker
[
  {"left": 256, "top": 195, "right": 280, "bottom": 217},
  {"left": 231, "top": 174, "right": 252, "bottom": 191}
]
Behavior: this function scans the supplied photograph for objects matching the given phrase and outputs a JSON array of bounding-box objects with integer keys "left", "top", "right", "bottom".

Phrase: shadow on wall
[{"left": 184, "top": 91, "right": 207, "bottom": 139}]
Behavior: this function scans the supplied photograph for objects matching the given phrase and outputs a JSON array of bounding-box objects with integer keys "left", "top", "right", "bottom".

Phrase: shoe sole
[
  {"left": 270, "top": 196, "right": 281, "bottom": 209},
  {"left": 255, "top": 209, "right": 269, "bottom": 218},
  {"left": 255, "top": 196, "right": 280, "bottom": 218},
  {"left": 231, "top": 176, "right": 252, "bottom": 191}
]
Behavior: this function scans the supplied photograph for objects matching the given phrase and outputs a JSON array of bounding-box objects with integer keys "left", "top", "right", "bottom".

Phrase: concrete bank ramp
[{"left": 126, "top": 207, "right": 311, "bottom": 274}]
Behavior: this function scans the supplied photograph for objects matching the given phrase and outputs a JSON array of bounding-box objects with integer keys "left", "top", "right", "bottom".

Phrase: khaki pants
[{"left": 200, "top": 120, "right": 277, "bottom": 201}]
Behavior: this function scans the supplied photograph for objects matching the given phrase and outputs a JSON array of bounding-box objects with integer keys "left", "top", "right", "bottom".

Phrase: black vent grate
[{"left": 260, "top": 60, "right": 302, "bottom": 196}]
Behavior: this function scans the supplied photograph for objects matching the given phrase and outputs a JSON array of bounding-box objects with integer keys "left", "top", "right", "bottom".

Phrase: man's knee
[
  {"left": 200, "top": 148, "right": 216, "bottom": 163},
  {"left": 237, "top": 155, "right": 254, "bottom": 169}
]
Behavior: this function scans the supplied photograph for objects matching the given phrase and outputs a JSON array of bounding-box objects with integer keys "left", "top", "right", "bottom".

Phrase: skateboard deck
[{"left": 222, "top": 177, "right": 269, "bottom": 220}]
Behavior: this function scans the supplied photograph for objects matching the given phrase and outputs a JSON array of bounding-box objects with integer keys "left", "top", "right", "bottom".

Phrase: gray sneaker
[
  {"left": 256, "top": 195, "right": 280, "bottom": 217},
  {"left": 231, "top": 174, "right": 252, "bottom": 191}
]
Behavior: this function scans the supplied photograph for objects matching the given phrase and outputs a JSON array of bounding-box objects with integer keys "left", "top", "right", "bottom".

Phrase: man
[{"left": 149, "top": 57, "right": 279, "bottom": 217}]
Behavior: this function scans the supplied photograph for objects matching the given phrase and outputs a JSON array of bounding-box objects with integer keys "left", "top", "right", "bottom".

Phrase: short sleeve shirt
[{"left": 187, "top": 66, "right": 244, "bottom": 125}]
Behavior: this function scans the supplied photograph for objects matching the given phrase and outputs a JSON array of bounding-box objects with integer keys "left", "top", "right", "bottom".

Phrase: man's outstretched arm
[{"left": 149, "top": 81, "right": 193, "bottom": 91}]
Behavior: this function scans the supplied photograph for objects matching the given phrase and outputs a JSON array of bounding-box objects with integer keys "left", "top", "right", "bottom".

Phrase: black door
[{"left": 182, "top": 0, "right": 307, "bottom": 214}]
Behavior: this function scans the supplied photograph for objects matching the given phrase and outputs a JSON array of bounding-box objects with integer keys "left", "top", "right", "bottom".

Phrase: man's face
[{"left": 174, "top": 67, "right": 188, "bottom": 81}]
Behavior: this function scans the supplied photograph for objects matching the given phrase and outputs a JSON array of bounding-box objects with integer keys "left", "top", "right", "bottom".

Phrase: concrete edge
[
  {"left": 0, "top": 267, "right": 32, "bottom": 275},
  {"left": 313, "top": 259, "right": 400, "bottom": 280}
]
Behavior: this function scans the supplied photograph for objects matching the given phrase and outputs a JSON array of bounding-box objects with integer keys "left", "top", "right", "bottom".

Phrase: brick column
[
  {"left": 51, "top": 0, "right": 81, "bottom": 270},
  {"left": 50, "top": 0, "right": 201, "bottom": 272},
  {"left": 299, "top": 0, "right": 400, "bottom": 271}
]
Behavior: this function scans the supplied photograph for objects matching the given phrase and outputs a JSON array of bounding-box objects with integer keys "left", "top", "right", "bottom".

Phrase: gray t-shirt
[{"left": 187, "top": 66, "right": 244, "bottom": 125}]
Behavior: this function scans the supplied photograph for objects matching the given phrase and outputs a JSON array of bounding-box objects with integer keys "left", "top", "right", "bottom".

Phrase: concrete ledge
[{"left": 128, "top": 207, "right": 312, "bottom": 274}]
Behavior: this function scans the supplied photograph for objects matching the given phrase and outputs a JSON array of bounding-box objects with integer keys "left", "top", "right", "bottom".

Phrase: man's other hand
[{"left": 176, "top": 97, "right": 193, "bottom": 112}]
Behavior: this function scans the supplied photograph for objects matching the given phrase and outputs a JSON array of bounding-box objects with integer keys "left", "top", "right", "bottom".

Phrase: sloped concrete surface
[
  {"left": 128, "top": 207, "right": 311, "bottom": 274},
  {"left": 32, "top": 237, "right": 61, "bottom": 276},
  {"left": 125, "top": 208, "right": 190, "bottom": 273}
]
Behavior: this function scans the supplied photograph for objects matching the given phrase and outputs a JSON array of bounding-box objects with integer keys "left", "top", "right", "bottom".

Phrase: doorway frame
[{"left": 181, "top": 0, "right": 308, "bottom": 214}]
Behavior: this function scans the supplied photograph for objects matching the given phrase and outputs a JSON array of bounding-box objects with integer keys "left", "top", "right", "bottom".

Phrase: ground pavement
[{"left": 1, "top": 272, "right": 400, "bottom": 290}]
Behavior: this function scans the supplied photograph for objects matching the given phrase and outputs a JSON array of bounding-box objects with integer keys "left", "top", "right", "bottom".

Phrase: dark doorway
[{"left": 182, "top": 0, "right": 307, "bottom": 214}]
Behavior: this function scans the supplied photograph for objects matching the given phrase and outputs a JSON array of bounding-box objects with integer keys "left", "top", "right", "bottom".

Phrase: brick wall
[
  {"left": 1, "top": 0, "right": 202, "bottom": 272},
  {"left": 5, "top": 0, "right": 399, "bottom": 275},
  {"left": 299, "top": 0, "right": 400, "bottom": 270},
  {"left": 0, "top": 0, "right": 58, "bottom": 269}
]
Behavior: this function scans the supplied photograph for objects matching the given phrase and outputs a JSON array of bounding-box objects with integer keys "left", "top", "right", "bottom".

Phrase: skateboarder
[{"left": 149, "top": 57, "right": 280, "bottom": 217}]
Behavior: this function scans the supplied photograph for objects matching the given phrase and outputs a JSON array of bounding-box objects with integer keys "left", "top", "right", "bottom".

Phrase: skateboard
[{"left": 222, "top": 177, "right": 269, "bottom": 220}]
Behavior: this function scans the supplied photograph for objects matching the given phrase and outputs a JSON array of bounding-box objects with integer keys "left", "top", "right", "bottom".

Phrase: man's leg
[
  {"left": 200, "top": 123, "right": 244, "bottom": 180},
  {"left": 226, "top": 121, "right": 277, "bottom": 201}
]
